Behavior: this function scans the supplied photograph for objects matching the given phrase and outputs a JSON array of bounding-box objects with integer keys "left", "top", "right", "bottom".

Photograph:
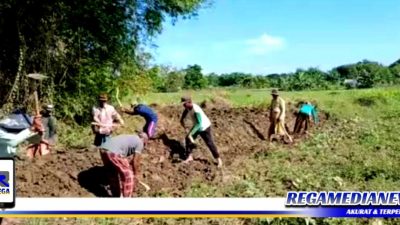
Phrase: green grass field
[{"left": 25, "top": 87, "right": 400, "bottom": 225}]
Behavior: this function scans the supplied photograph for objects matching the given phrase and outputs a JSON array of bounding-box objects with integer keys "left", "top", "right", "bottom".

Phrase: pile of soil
[{"left": 15, "top": 104, "right": 327, "bottom": 197}]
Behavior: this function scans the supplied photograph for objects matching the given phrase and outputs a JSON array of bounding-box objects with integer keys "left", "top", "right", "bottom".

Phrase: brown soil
[{"left": 15, "top": 104, "right": 327, "bottom": 197}]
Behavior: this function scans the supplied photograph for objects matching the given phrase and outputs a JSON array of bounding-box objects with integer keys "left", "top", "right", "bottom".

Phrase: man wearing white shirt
[{"left": 180, "top": 96, "right": 222, "bottom": 168}]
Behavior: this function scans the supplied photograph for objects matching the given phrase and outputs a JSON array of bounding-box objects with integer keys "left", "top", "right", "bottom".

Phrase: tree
[
  {"left": 184, "top": 64, "right": 207, "bottom": 89},
  {"left": 390, "top": 65, "right": 400, "bottom": 80},
  {"left": 206, "top": 73, "right": 220, "bottom": 87},
  {"left": 0, "top": 0, "right": 210, "bottom": 120},
  {"left": 164, "top": 71, "right": 185, "bottom": 92}
]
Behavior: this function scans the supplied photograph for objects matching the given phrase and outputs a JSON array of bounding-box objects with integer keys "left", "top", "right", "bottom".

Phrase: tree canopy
[{"left": 0, "top": 0, "right": 210, "bottom": 121}]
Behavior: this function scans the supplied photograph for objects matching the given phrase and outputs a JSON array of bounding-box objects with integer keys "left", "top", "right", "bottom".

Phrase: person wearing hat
[
  {"left": 180, "top": 96, "right": 222, "bottom": 168},
  {"left": 26, "top": 104, "right": 57, "bottom": 158},
  {"left": 268, "top": 89, "right": 293, "bottom": 143},
  {"left": 121, "top": 100, "right": 158, "bottom": 139},
  {"left": 41, "top": 104, "right": 57, "bottom": 146},
  {"left": 99, "top": 132, "right": 148, "bottom": 197},
  {"left": 92, "top": 93, "right": 124, "bottom": 146},
  {"left": 293, "top": 101, "right": 318, "bottom": 134}
]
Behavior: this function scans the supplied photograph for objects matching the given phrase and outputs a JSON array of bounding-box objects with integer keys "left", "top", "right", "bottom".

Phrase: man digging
[
  {"left": 180, "top": 96, "right": 223, "bottom": 168},
  {"left": 121, "top": 100, "right": 158, "bottom": 139},
  {"left": 99, "top": 132, "right": 149, "bottom": 197},
  {"left": 293, "top": 101, "right": 319, "bottom": 134}
]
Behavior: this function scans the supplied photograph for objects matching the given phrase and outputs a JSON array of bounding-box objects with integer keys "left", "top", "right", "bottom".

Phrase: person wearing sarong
[
  {"left": 268, "top": 89, "right": 293, "bottom": 143},
  {"left": 99, "top": 132, "right": 148, "bottom": 197}
]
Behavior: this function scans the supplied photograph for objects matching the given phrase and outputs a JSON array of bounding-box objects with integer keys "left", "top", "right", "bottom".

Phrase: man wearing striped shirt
[{"left": 180, "top": 97, "right": 222, "bottom": 168}]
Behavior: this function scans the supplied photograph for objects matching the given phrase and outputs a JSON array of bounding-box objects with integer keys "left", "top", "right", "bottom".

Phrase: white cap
[{"left": 46, "top": 104, "right": 54, "bottom": 111}]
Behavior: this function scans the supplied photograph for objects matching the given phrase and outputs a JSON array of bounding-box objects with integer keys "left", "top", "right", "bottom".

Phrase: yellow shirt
[{"left": 270, "top": 97, "right": 286, "bottom": 120}]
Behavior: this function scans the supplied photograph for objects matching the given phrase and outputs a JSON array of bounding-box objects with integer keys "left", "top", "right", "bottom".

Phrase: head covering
[
  {"left": 181, "top": 96, "right": 192, "bottom": 103},
  {"left": 98, "top": 93, "right": 108, "bottom": 101},
  {"left": 45, "top": 104, "right": 54, "bottom": 112},
  {"left": 271, "top": 89, "right": 279, "bottom": 96}
]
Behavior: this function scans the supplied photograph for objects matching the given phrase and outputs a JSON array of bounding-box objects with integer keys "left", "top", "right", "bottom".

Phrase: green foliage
[
  {"left": 186, "top": 59, "right": 400, "bottom": 92},
  {"left": 183, "top": 64, "right": 208, "bottom": 89},
  {"left": 206, "top": 72, "right": 220, "bottom": 87},
  {"left": 390, "top": 64, "right": 400, "bottom": 81},
  {"left": 164, "top": 71, "right": 185, "bottom": 92},
  {"left": 0, "top": 0, "right": 209, "bottom": 121}
]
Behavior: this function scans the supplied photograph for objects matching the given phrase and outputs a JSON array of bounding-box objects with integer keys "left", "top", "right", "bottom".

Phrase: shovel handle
[
  {"left": 34, "top": 91, "right": 40, "bottom": 116},
  {"left": 138, "top": 180, "right": 150, "bottom": 191}
]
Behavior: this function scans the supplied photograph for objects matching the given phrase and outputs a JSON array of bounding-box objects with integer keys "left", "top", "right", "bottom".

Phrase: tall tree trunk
[{"left": 5, "top": 23, "right": 26, "bottom": 111}]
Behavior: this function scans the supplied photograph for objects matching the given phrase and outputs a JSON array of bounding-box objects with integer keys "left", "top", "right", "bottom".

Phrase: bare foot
[{"left": 183, "top": 155, "right": 194, "bottom": 164}]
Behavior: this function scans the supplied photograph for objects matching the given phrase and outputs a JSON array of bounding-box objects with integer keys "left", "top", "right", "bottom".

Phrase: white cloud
[{"left": 245, "top": 33, "right": 285, "bottom": 55}]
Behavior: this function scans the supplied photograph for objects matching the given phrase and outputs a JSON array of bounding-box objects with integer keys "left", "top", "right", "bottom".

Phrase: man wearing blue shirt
[
  {"left": 293, "top": 101, "right": 319, "bottom": 134},
  {"left": 122, "top": 103, "right": 158, "bottom": 139}
]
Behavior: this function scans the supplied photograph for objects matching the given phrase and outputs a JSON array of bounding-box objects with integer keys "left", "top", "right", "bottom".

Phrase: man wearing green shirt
[{"left": 180, "top": 97, "right": 222, "bottom": 168}]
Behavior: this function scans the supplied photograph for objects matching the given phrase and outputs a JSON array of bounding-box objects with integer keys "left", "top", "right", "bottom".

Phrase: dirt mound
[{"left": 15, "top": 105, "right": 328, "bottom": 197}]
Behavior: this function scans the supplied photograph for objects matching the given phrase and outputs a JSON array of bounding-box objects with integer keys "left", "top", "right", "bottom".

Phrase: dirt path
[{"left": 15, "top": 104, "right": 327, "bottom": 197}]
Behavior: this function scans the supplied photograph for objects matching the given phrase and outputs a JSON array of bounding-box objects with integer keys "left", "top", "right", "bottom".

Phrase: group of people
[
  {"left": 267, "top": 89, "right": 319, "bottom": 143},
  {"left": 91, "top": 94, "right": 222, "bottom": 197},
  {"left": 30, "top": 90, "right": 317, "bottom": 198}
]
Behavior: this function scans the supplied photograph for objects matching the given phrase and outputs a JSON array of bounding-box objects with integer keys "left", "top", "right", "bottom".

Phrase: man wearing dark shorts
[
  {"left": 99, "top": 133, "right": 148, "bottom": 197},
  {"left": 122, "top": 103, "right": 158, "bottom": 139}
]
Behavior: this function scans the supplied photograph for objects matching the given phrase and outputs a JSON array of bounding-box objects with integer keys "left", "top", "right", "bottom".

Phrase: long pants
[
  {"left": 293, "top": 112, "right": 312, "bottom": 134},
  {"left": 143, "top": 121, "right": 157, "bottom": 138},
  {"left": 99, "top": 149, "right": 135, "bottom": 197},
  {"left": 185, "top": 127, "right": 220, "bottom": 159}
]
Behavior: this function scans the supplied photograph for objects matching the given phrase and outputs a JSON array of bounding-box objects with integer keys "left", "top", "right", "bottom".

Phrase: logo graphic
[{"left": 0, "top": 171, "right": 9, "bottom": 188}]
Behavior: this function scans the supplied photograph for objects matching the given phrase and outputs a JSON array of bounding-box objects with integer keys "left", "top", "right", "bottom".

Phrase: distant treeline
[{"left": 148, "top": 59, "right": 400, "bottom": 92}]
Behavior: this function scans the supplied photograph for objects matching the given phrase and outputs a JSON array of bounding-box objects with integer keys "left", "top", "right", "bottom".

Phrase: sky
[{"left": 146, "top": 0, "right": 400, "bottom": 74}]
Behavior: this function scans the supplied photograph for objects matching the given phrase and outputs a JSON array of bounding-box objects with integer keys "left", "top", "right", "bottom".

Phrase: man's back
[
  {"left": 101, "top": 134, "right": 143, "bottom": 157},
  {"left": 300, "top": 104, "right": 314, "bottom": 115},
  {"left": 134, "top": 104, "right": 158, "bottom": 122},
  {"left": 191, "top": 104, "right": 211, "bottom": 131}
]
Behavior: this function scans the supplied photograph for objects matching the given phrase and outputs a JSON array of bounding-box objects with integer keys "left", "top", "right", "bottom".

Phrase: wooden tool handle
[{"left": 33, "top": 91, "right": 40, "bottom": 116}]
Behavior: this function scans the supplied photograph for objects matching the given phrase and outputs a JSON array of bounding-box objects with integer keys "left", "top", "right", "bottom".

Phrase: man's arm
[
  {"left": 92, "top": 107, "right": 101, "bottom": 123},
  {"left": 188, "top": 112, "right": 202, "bottom": 139},
  {"left": 48, "top": 117, "right": 57, "bottom": 144},
  {"left": 312, "top": 107, "right": 319, "bottom": 124},
  {"left": 180, "top": 109, "right": 189, "bottom": 128},
  {"left": 131, "top": 153, "right": 141, "bottom": 180},
  {"left": 123, "top": 108, "right": 137, "bottom": 115},
  {"left": 123, "top": 106, "right": 139, "bottom": 115}
]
